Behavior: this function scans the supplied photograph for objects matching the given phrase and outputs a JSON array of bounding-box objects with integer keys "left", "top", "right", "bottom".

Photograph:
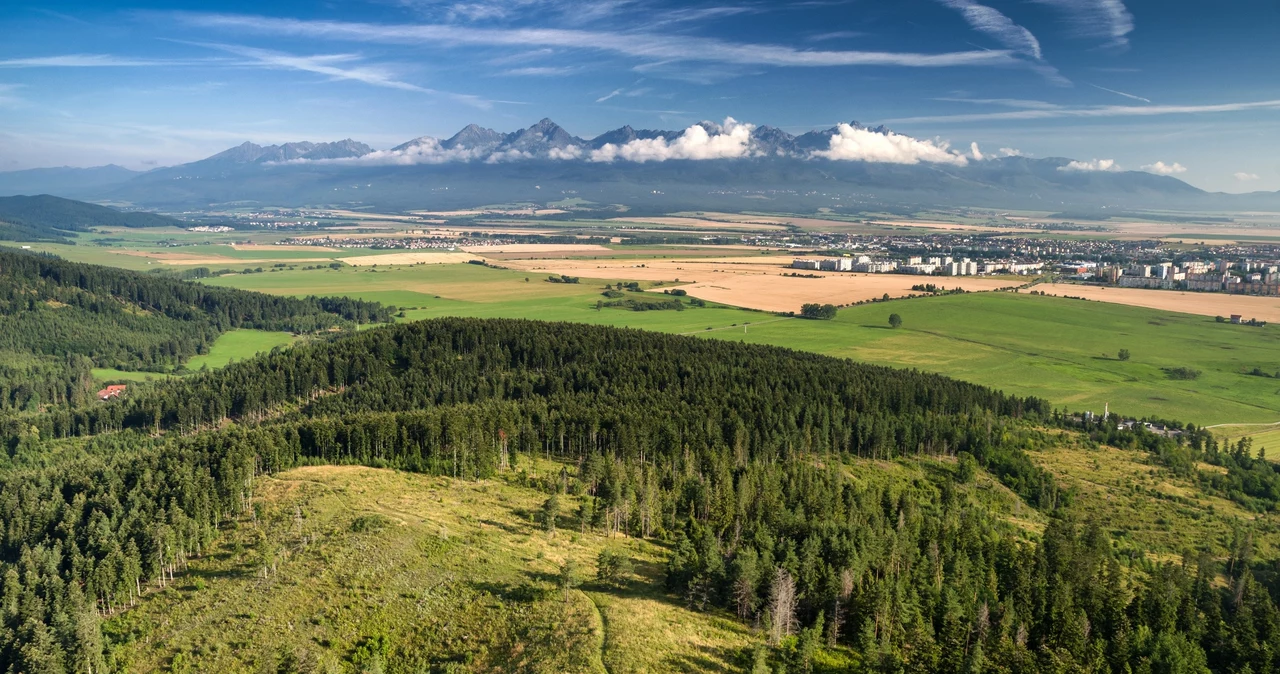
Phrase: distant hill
[
  {"left": 0, "top": 164, "right": 138, "bottom": 199},
  {"left": 0, "top": 194, "right": 181, "bottom": 242}
]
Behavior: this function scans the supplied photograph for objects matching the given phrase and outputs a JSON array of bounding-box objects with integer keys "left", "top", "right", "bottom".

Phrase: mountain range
[{"left": 1, "top": 118, "right": 1276, "bottom": 214}]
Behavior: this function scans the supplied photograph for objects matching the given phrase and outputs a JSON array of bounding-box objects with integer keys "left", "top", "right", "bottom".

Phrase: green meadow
[
  {"left": 199, "top": 262, "right": 1280, "bottom": 426},
  {"left": 93, "top": 329, "right": 297, "bottom": 381},
  {"left": 186, "top": 329, "right": 297, "bottom": 370}
]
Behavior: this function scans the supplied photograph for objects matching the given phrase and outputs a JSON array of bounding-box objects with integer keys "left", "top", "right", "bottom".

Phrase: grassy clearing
[
  {"left": 186, "top": 329, "right": 297, "bottom": 370},
  {"left": 104, "top": 463, "right": 756, "bottom": 673},
  {"left": 99, "top": 446, "right": 1259, "bottom": 672},
  {"left": 93, "top": 330, "right": 296, "bottom": 382},
  {"left": 1030, "top": 436, "right": 1280, "bottom": 564},
  {"left": 101, "top": 452, "right": 1050, "bottom": 673}
]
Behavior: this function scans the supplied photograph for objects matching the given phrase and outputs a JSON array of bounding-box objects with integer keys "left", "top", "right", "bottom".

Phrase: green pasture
[
  {"left": 187, "top": 329, "right": 297, "bottom": 370},
  {"left": 719, "top": 292, "right": 1280, "bottom": 425},
  {"left": 93, "top": 329, "right": 296, "bottom": 382}
]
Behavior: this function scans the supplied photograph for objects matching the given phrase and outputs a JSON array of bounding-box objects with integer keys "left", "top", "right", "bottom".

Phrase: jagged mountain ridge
[
  {"left": 363, "top": 118, "right": 893, "bottom": 161},
  {"left": 2, "top": 117, "right": 1276, "bottom": 212}
]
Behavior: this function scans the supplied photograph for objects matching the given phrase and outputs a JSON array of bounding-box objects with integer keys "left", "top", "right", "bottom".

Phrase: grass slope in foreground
[{"left": 106, "top": 464, "right": 759, "bottom": 673}]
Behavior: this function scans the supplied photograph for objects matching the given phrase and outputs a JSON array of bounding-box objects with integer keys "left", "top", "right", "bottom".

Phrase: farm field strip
[{"left": 1024, "top": 282, "right": 1280, "bottom": 322}]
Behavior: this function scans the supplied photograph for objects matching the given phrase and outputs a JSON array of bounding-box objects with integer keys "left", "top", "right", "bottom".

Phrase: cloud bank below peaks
[
  {"left": 814, "top": 124, "right": 970, "bottom": 166},
  {"left": 590, "top": 118, "right": 754, "bottom": 163},
  {"left": 1059, "top": 158, "right": 1119, "bottom": 172},
  {"left": 275, "top": 117, "right": 983, "bottom": 167}
]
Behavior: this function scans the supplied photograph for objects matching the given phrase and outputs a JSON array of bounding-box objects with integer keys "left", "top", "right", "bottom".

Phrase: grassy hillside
[{"left": 105, "top": 463, "right": 762, "bottom": 673}]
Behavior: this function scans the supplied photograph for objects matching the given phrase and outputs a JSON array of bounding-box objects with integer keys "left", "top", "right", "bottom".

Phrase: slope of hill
[
  {"left": 3, "top": 312, "right": 1280, "bottom": 672},
  {"left": 0, "top": 248, "right": 390, "bottom": 412},
  {"left": 0, "top": 194, "right": 180, "bottom": 242},
  {"left": 0, "top": 165, "right": 139, "bottom": 200}
]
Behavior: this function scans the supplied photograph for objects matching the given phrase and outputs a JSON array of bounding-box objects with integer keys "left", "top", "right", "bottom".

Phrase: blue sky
[{"left": 1, "top": 0, "right": 1277, "bottom": 192}]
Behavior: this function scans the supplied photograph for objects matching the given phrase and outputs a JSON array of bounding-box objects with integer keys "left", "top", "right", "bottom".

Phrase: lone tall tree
[
  {"left": 1118, "top": 348, "right": 1131, "bottom": 361},
  {"left": 888, "top": 313, "right": 903, "bottom": 329}
]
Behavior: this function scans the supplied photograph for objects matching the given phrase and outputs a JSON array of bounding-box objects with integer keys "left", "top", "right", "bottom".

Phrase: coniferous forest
[
  {"left": 3, "top": 253, "right": 1280, "bottom": 672},
  {"left": 0, "top": 249, "right": 390, "bottom": 412}
]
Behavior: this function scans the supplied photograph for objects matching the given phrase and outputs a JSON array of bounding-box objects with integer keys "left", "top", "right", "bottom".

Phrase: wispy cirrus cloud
[
  {"left": 498, "top": 65, "right": 577, "bottom": 76},
  {"left": 395, "top": 0, "right": 636, "bottom": 24},
  {"left": 936, "top": 0, "right": 1041, "bottom": 60},
  {"left": 185, "top": 42, "right": 495, "bottom": 108},
  {"left": 1089, "top": 83, "right": 1150, "bottom": 103},
  {"left": 0, "top": 84, "right": 24, "bottom": 108},
  {"left": 1030, "top": 0, "right": 1134, "bottom": 49},
  {"left": 171, "top": 13, "right": 1020, "bottom": 70},
  {"left": 0, "top": 54, "right": 206, "bottom": 67},
  {"left": 887, "top": 98, "right": 1280, "bottom": 124}
]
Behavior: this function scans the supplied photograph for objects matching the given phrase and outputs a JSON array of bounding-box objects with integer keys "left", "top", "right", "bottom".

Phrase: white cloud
[
  {"left": 1030, "top": 0, "right": 1134, "bottom": 48},
  {"left": 174, "top": 13, "right": 1020, "bottom": 70},
  {"left": 590, "top": 117, "right": 754, "bottom": 162},
  {"left": 1141, "top": 161, "right": 1186, "bottom": 175},
  {"left": 547, "top": 145, "right": 582, "bottom": 160},
  {"left": 298, "top": 137, "right": 484, "bottom": 165},
  {"left": 595, "top": 88, "right": 623, "bottom": 103},
  {"left": 485, "top": 148, "right": 533, "bottom": 163},
  {"left": 969, "top": 142, "right": 984, "bottom": 160},
  {"left": 936, "top": 0, "right": 1042, "bottom": 59},
  {"left": 888, "top": 98, "right": 1280, "bottom": 124},
  {"left": 812, "top": 124, "right": 969, "bottom": 166},
  {"left": 1235, "top": 172, "right": 1260, "bottom": 182},
  {"left": 997, "top": 147, "right": 1024, "bottom": 157},
  {"left": 1060, "top": 158, "right": 1119, "bottom": 172}
]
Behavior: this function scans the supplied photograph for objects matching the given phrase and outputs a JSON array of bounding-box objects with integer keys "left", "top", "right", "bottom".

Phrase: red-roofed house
[{"left": 97, "top": 384, "right": 126, "bottom": 401}]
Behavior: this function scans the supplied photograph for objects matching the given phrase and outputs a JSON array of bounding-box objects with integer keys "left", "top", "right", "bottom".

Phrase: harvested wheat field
[
  {"left": 498, "top": 255, "right": 794, "bottom": 281},
  {"left": 339, "top": 251, "right": 481, "bottom": 266},
  {"left": 1021, "top": 283, "right": 1280, "bottom": 322},
  {"left": 665, "top": 273, "right": 1017, "bottom": 312},
  {"left": 461, "top": 243, "right": 612, "bottom": 255}
]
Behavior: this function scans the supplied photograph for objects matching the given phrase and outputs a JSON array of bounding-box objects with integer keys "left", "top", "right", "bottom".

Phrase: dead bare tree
[{"left": 768, "top": 568, "right": 797, "bottom": 646}]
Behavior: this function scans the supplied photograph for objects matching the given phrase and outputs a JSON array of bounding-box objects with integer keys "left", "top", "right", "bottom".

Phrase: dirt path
[
  {"left": 1205, "top": 421, "right": 1280, "bottom": 429},
  {"left": 580, "top": 590, "right": 611, "bottom": 674}
]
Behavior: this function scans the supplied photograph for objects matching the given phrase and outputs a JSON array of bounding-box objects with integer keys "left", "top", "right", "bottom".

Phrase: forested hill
[
  {"left": 4, "top": 318, "right": 1280, "bottom": 672},
  {"left": 0, "top": 248, "right": 390, "bottom": 411},
  {"left": 0, "top": 194, "right": 181, "bottom": 243}
]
